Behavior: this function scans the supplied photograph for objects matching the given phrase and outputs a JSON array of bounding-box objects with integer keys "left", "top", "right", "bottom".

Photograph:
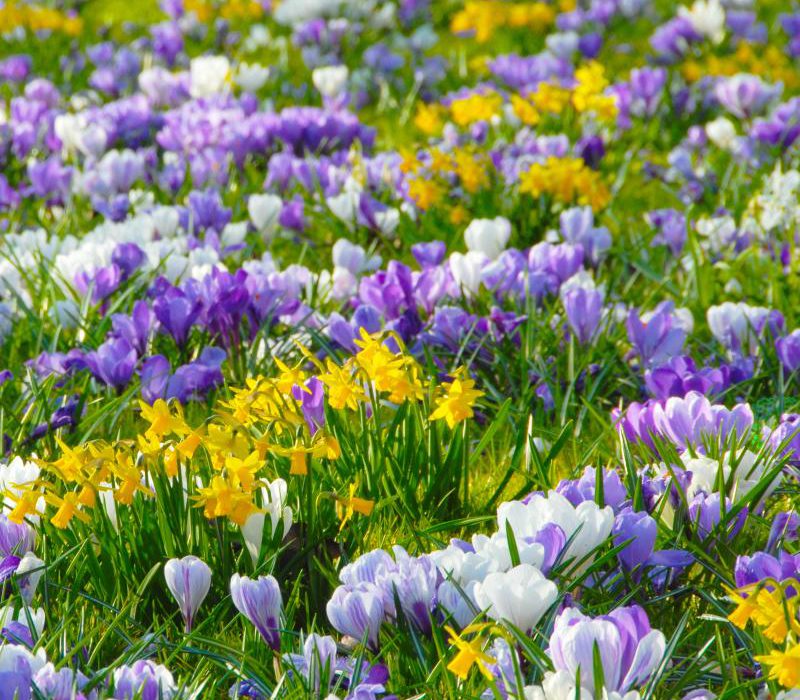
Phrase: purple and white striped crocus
[
  {"left": 164, "top": 556, "right": 212, "bottom": 633},
  {"left": 548, "top": 604, "right": 666, "bottom": 695},
  {"left": 230, "top": 573, "right": 283, "bottom": 650}
]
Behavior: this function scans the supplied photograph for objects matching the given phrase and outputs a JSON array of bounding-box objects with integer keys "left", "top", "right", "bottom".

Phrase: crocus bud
[
  {"left": 164, "top": 556, "right": 212, "bottom": 633},
  {"left": 326, "top": 583, "right": 384, "bottom": 650},
  {"left": 612, "top": 509, "right": 657, "bottom": 570},
  {"left": 230, "top": 574, "right": 282, "bottom": 650},
  {"left": 312, "top": 65, "right": 348, "bottom": 99},
  {"left": 248, "top": 193, "right": 283, "bottom": 241},
  {"left": 15, "top": 553, "right": 44, "bottom": 605}
]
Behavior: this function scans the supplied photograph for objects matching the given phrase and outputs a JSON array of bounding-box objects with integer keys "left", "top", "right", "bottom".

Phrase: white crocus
[
  {"left": 464, "top": 217, "right": 512, "bottom": 260},
  {"left": 163, "top": 556, "right": 212, "bottom": 633},
  {"left": 473, "top": 564, "right": 557, "bottom": 632},
  {"left": 189, "top": 55, "right": 231, "bottom": 99},
  {"left": 449, "top": 251, "right": 488, "bottom": 297},
  {"left": 312, "top": 65, "right": 349, "bottom": 99},
  {"left": 235, "top": 62, "right": 270, "bottom": 92},
  {"left": 706, "top": 116, "right": 737, "bottom": 150},
  {"left": 497, "top": 491, "right": 614, "bottom": 565},
  {"left": 248, "top": 193, "right": 283, "bottom": 242},
  {"left": 679, "top": 0, "right": 725, "bottom": 43},
  {"left": 241, "top": 479, "right": 293, "bottom": 566}
]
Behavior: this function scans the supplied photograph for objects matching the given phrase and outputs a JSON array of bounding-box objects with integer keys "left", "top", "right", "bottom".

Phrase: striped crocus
[
  {"left": 230, "top": 574, "right": 282, "bottom": 650},
  {"left": 163, "top": 556, "right": 212, "bottom": 633}
]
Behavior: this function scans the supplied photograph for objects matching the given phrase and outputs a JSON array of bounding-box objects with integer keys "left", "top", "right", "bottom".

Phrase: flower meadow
[{"left": 6, "top": 1, "right": 800, "bottom": 699}]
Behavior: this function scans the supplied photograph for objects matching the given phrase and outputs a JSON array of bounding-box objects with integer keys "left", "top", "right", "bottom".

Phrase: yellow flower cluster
[
  {"left": 729, "top": 582, "right": 800, "bottom": 689},
  {"left": 0, "top": 2, "right": 82, "bottom": 36},
  {"left": 182, "top": 0, "right": 265, "bottom": 22},
  {"left": 414, "top": 103, "right": 447, "bottom": 136},
  {"left": 512, "top": 63, "right": 617, "bottom": 126},
  {"left": 450, "top": 1, "right": 556, "bottom": 43},
  {"left": 404, "top": 144, "right": 494, "bottom": 210},
  {"left": 682, "top": 43, "right": 799, "bottom": 90},
  {"left": 519, "top": 156, "right": 611, "bottom": 210},
  {"left": 3, "top": 438, "right": 152, "bottom": 529},
  {"left": 6, "top": 334, "right": 483, "bottom": 532},
  {"left": 449, "top": 91, "right": 504, "bottom": 128}
]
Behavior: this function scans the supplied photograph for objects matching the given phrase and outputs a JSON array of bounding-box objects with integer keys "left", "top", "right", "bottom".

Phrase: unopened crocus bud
[
  {"left": 248, "top": 193, "right": 283, "bottom": 242},
  {"left": 15, "top": 553, "right": 44, "bottom": 605},
  {"left": 326, "top": 583, "right": 384, "bottom": 649},
  {"left": 230, "top": 574, "right": 282, "bottom": 650},
  {"left": 164, "top": 556, "right": 212, "bottom": 633},
  {"left": 612, "top": 509, "right": 657, "bottom": 570}
]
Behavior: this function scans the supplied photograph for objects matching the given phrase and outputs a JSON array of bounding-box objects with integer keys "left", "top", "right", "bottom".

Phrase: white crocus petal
[
  {"left": 705, "top": 117, "right": 736, "bottom": 150},
  {"left": 221, "top": 222, "right": 248, "bottom": 249},
  {"left": 464, "top": 217, "right": 512, "bottom": 259},
  {"left": 312, "top": 65, "right": 349, "bottom": 99},
  {"left": 678, "top": 0, "right": 725, "bottom": 43},
  {"left": 473, "top": 563, "right": 557, "bottom": 632},
  {"left": 235, "top": 62, "right": 270, "bottom": 92},
  {"left": 248, "top": 193, "right": 283, "bottom": 241},
  {"left": 189, "top": 55, "right": 231, "bottom": 98},
  {"left": 15, "top": 552, "right": 44, "bottom": 604},
  {"left": 620, "top": 629, "right": 666, "bottom": 690},
  {"left": 449, "top": 251, "right": 487, "bottom": 296},
  {"left": 241, "top": 513, "right": 267, "bottom": 567},
  {"left": 163, "top": 556, "right": 212, "bottom": 632}
]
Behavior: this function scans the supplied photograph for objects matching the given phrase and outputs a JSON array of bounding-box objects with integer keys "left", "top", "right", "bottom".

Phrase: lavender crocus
[
  {"left": 164, "top": 556, "right": 212, "bottom": 633},
  {"left": 715, "top": 74, "right": 778, "bottom": 120},
  {"left": 734, "top": 550, "right": 800, "bottom": 592},
  {"left": 777, "top": 330, "right": 800, "bottom": 372},
  {"left": 562, "top": 284, "right": 603, "bottom": 345},
  {"left": 612, "top": 509, "right": 657, "bottom": 570},
  {"left": 112, "top": 660, "right": 177, "bottom": 700},
  {"left": 230, "top": 574, "right": 283, "bottom": 650},
  {"left": 84, "top": 338, "right": 137, "bottom": 389},
  {"left": 548, "top": 604, "right": 666, "bottom": 695},
  {"left": 626, "top": 302, "right": 687, "bottom": 367},
  {"left": 0, "top": 516, "right": 34, "bottom": 558},
  {"left": 326, "top": 584, "right": 384, "bottom": 649}
]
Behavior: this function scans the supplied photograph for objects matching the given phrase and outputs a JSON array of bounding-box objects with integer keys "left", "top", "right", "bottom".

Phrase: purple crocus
[
  {"left": 556, "top": 467, "right": 628, "bottom": 513},
  {"left": 548, "top": 604, "right": 666, "bottom": 695},
  {"left": 111, "top": 301, "right": 154, "bottom": 356},
  {"left": 559, "top": 207, "right": 611, "bottom": 264},
  {"left": 715, "top": 74, "right": 778, "bottom": 120},
  {"left": 411, "top": 241, "right": 446, "bottom": 268},
  {"left": 612, "top": 509, "right": 657, "bottom": 570},
  {"left": 230, "top": 574, "right": 283, "bottom": 650},
  {"left": 629, "top": 67, "right": 667, "bottom": 117},
  {"left": 626, "top": 302, "right": 687, "bottom": 368},
  {"left": 647, "top": 208, "right": 686, "bottom": 255},
  {"left": 734, "top": 550, "right": 800, "bottom": 593},
  {"left": 0, "top": 516, "right": 35, "bottom": 558},
  {"left": 767, "top": 512, "right": 800, "bottom": 552},
  {"left": 84, "top": 338, "right": 137, "bottom": 389},
  {"left": 777, "top": 330, "right": 800, "bottom": 372},
  {"left": 153, "top": 288, "right": 200, "bottom": 347},
  {"left": 293, "top": 377, "right": 325, "bottom": 435},
  {"left": 562, "top": 285, "right": 603, "bottom": 345},
  {"left": 688, "top": 492, "right": 747, "bottom": 540}
]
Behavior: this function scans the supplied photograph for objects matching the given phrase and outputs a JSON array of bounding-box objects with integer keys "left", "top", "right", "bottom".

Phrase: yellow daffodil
[
  {"left": 430, "top": 369, "right": 484, "bottom": 429},
  {"left": 336, "top": 482, "right": 375, "bottom": 531},
  {"left": 445, "top": 625, "right": 496, "bottom": 680},
  {"left": 757, "top": 644, "right": 800, "bottom": 689}
]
